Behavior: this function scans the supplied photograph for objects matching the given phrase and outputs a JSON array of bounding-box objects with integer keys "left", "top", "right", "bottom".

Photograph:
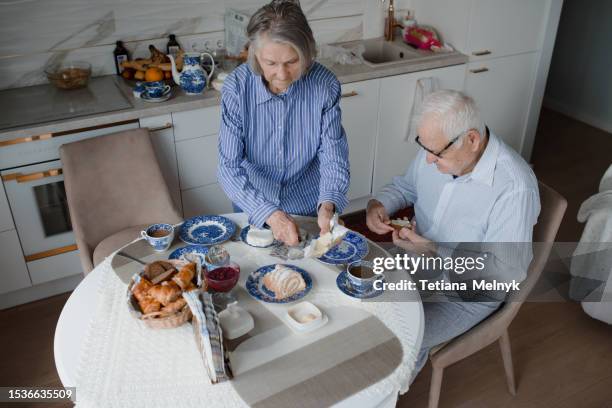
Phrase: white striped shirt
[
  {"left": 217, "top": 62, "right": 350, "bottom": 227},
  {"left": 376, "top": 131, "right": 541, "bottom": 282}
]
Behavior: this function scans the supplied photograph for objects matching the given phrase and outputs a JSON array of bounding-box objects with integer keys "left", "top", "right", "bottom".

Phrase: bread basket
[{"left": 127, "top": 258, "right": 203, "bottom": 329}]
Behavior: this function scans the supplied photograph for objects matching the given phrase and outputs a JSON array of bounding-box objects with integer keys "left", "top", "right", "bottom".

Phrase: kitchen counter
[{"left": 0, "top": 46, "right": 467, "bottom": 142}]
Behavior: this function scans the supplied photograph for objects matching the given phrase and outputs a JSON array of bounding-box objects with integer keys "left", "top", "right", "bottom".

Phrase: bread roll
[{"left": 262, "top": 265, "right": 306, "bottom": 300}]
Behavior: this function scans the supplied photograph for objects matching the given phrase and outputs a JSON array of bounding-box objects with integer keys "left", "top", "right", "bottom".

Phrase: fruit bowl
[{"left": 45, "top": 61, "right": 91, "bottom": 90}]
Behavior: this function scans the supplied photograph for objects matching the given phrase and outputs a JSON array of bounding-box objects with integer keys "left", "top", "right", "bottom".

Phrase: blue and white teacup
[
  {"left": 141, "top": 223, "right": 175, "bottom": 252},
  {"left": 346, "top": 260, "right": 381, "bottom": 293},
  {"left": 144, "top": 81, "right": 170, "bottom": 98}
]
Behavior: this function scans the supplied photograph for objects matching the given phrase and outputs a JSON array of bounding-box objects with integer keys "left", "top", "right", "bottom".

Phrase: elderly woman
[{"left": 217, "top": 0, "right": 350, "bottom": 246}]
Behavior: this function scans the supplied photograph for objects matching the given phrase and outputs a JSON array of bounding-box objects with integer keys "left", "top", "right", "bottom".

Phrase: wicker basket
[{"left": 127, "top": 259, "right": 200, "bottom": 329}]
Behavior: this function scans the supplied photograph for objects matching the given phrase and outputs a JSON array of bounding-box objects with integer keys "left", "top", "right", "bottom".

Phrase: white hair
[{"left": 416, "top": 90, "right": 486, "bottom": 148}]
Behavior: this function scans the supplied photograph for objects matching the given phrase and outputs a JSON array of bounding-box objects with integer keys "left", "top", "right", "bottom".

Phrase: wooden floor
[{"left": 1, "top": 109, "right": 611, "bottom": 407}]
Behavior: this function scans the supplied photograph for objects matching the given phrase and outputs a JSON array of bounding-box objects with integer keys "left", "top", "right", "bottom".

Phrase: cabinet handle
[
  {"left": 0, "top": 119, "right": 139, "bottom": 149},
  {"left": 148, "top": 123, "right": 173, "bottom": 132},
  {"left": 472, "top": 50, "right": 492, "bottom": 56},
  {"left": 2, "top": 168, "right": 63, "bottom": 183},
  {"left": 24, "top": 244, "right": 78, "bottom": 262},
  {"left": 469, "top": 67, "right": 489, "bottom": 74},
  {"left": 341, "top": 91, "right": 359, "bottom": 98}
]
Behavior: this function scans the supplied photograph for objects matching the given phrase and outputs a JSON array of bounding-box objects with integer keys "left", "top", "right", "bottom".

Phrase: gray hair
[
  {"left": 416, "top": 90, "right": 486, "bottom": 148},
  {"left": 246, "top": 0, "right": 316, "bottom": 77}
]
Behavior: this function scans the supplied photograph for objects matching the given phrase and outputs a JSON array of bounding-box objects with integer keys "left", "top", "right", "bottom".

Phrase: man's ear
[{"left": 467, "top": 130, "right": 482, "bottom": 152}]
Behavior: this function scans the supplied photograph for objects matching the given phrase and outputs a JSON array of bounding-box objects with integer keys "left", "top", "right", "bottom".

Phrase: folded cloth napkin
[{"left": 183, "top": 290, "right": 232, "bottom": 383}]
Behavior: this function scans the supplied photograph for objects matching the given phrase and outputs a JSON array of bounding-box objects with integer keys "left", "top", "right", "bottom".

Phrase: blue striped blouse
[{"left": 217, "top": 62, "right": 350, "bottom": 227}]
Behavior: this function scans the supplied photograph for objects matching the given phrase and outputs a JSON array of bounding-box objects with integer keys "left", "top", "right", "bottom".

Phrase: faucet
[{"left": 382, "top": 0, "right": 402, "bottom": 42}]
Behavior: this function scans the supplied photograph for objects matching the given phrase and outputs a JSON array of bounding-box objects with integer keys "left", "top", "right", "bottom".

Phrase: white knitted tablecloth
[{"left": 74, "top": 256, "right": 420, "bottom": 408}]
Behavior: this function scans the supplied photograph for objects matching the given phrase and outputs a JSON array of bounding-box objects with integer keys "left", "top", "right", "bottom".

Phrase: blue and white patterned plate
[
  {"left": 168, "top": 245, "right": 209, "bottom": 264},
  {"left": 246, "top": 264, "right": 312, "bottom": 304},
  {"left": 179, "top": 215, "right": 236, "bottom": 245},
  {"left": 240, "top": 225, "right": 277, "bottom": 248},
  {"left": 336, "top": 271, "right": 384, "bottom": 299},
  {"left": 318, "top": 231, "right": 369, "bottom": 265}
]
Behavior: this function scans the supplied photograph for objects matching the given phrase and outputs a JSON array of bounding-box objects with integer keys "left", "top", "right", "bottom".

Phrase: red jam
[{"left": 206, "top": 266, "right": 239, "bottom": 292}]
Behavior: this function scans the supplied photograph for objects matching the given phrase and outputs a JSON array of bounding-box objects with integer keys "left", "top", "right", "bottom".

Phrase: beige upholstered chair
[
  {"left": 60, "top": 128, "right": 182, "bottom": 275},
  {"left": 426, "top": 182, "right": 567, "bottom": 408}
]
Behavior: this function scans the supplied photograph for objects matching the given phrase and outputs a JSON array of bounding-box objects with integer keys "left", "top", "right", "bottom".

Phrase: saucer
[
  {"left": 336, "top": 271, "right": 384, "bottom": 299},
  {"left": 179, "top": 215, "right": 236, "bottom": 245},
  {"left": 318, "top": 231, "right": 369, "bottom": 265},
  {"left": 140, "top": 87, "right": 172, "bottom": 103}
]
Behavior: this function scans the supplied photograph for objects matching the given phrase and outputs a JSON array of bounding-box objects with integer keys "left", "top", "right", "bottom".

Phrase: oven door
[{"left": 1, "top": 159, "right": 75, "bottom": 258}]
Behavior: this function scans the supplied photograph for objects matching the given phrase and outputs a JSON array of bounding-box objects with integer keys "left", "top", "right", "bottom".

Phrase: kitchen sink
[{"left": 334, "top": 38, "right": 427, "bottom": 67}]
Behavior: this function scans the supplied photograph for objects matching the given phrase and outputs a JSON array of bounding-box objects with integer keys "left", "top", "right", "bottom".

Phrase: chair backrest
[
  {"left": 431, "top": 181, "right": 567, "bottom": 365},
  {"left": 60, "top": 128, "right": 182, "bottom": 273}
]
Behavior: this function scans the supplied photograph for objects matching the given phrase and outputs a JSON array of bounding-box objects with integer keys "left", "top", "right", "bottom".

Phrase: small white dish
[
  {"left": 284, "top": 301, "right": 327, "bottom": 333},
  {"left": 218, "top": 301, "right": 254, "bottom": 340}
]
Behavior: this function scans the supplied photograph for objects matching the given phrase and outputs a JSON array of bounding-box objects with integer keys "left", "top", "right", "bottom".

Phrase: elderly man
[{"left": 366, "top": 90, "right": 541, "bottom": 378}]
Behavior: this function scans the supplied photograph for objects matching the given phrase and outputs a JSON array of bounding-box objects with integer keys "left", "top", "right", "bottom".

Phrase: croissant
[
  {"left": 262, "top": 265, "right": 305, "bottom": 300},
  {"left": 172, "top": 263, "right": 196, "bottom": 290},
  {"left": 148, "top": 281, "right": 181, "bottom": 306},
  {"left": 132, "top": 277, "right": 154, "bottom": 303},
  {"left": 138, "top": 296, "right": 162, "bottom": 314},
  {"left": 161, "top": 297, "right": 187, "bottom": 314}
]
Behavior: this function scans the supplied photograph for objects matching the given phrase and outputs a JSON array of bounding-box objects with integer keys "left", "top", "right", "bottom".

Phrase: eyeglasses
[{"left": 415, "top": 130, "right": 469, "bottom": 158}]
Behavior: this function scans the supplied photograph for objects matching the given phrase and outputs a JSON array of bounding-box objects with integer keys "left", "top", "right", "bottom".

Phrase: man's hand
[
  {"left": 392, "top": 221, "right": 437, "bottom": 256},
  {"left": 317, "top": 202, "right": 335, "bottom": 235},
  {"left": 266, "top": 210, "right": 300, "bottom": 246},
  {"left": 366, "top": 199, "right": 394, "bottom": 235}
]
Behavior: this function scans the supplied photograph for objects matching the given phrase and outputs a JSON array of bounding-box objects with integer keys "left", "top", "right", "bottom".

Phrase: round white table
[{"left": 55, "top": 213, "right": 424, "bottom": 407}]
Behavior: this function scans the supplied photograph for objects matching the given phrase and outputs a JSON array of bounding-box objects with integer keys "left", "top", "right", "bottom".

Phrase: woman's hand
[
  {"left": 366, "top": 199, "right": 394, "bottom": 235},
  {"left": 317, "top": 202, "right": 335, "bottom": 235},
  {"left": 266, "top": 210, "right": 300, "bottom": 246}
]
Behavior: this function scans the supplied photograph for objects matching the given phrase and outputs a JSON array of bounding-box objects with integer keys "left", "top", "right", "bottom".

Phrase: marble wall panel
[
  {"left": 0, "top": 14, "right": 363, "bottom": 90},
  {"left": 0, "top": 0, "right": 363, "bottom": 56}
]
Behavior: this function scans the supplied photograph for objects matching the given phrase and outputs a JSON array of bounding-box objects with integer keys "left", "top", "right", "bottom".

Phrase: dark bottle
[
  {"left": 113, "top": 41, "right": 129, "bottom": 75},
  {"left": 166, "top": 34, "right": 181, "bottom": 58}
]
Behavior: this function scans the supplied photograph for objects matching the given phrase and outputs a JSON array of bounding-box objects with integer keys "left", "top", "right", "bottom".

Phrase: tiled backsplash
[{"left": 0, "top": 0, "right": 367, "bottom": 90}]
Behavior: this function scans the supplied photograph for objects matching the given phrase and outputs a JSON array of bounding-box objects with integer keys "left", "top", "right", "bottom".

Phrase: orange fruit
[
  {"left": 145, "top": 67, "right": 164, "bottom": 82},
  {"left": 134, "top": 70, "right": 145, "bottom": 81}
]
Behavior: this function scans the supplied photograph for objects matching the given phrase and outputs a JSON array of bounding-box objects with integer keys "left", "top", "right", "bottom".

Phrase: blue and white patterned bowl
[
  {"left": 318, "top": 231, "right": 369, "bottom": 265},
  {"left": 179, "top": 215, "right": 236, "bottom": 245},
  {"left": 336, "top": 271, "right": 384, "bottom": 299},
  {"left": 246, "top": 264, "right": 312, "bottom": 304},
  {"left": 169, "top": 245, "right": 209, "bottom": 264}
]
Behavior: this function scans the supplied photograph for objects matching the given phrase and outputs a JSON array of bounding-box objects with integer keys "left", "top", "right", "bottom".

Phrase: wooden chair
[
  {"left": 60, "top": 128, "right": 182, "bottom": 275},
  {"left": 427, "top": 182, "right": 567, "bottom": 408}
]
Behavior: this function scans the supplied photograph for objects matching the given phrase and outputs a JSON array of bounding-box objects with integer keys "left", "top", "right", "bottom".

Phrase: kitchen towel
[{"left": 405, "top": 77, "right": 439, "bottom": 142}]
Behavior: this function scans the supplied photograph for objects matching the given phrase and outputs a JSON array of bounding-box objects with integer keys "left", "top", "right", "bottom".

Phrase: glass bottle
[
  {"left": 113, "top": 41, "right": 129, "bottom": 75},
  {"left": 166, "top": 34, "right": 181, "bottom": 58}
]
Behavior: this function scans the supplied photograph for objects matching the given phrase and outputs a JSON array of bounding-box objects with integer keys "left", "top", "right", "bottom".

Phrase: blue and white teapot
[{"left": 168, "top": 52, "right": 215, "bottom": 95}]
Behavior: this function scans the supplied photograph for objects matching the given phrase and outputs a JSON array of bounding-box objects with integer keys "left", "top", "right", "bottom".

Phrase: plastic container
[{"left": 285, "top": 301, "right": 328, "bottom": 333}]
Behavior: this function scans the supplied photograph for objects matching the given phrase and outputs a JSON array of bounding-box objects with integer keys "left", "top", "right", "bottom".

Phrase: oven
[{"left": 2, "top": 160, "right": 73, "bottom": 259}]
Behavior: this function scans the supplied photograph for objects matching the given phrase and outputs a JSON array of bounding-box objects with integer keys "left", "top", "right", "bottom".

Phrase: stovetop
[{"left": 0, "top": 76, "right": 133, "bottom": 131}]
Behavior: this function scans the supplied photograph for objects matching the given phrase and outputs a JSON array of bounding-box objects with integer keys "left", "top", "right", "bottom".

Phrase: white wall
[
  {"left": 544, "top": 0, "right": 612, "bottom": 133},
  {"left": 0, "top": 0, "right": 366, "bottom": 90}
]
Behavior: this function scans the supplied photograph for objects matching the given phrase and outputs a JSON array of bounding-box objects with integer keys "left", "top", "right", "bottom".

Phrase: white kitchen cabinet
[
  {"left": 175, "top": 134, "right": 219, "bottom": 190},
  {"left": 0, "top": 183, "right": 13, "bottom": 233},
  {"left": 139, "top": 115, "right": 182, "bottom": 213},
  {"left": 0, "top": 229, "right": 31, "bottom": 294},
  {"left": 465, "top": 52, "right": 538, "bottom": 152},
  {"left": 340, "top": 79, "right": 380, "bottom": 201},
  {"left": 171, "top": 105, "right": 221, "bottom": 142},
  {"left": 181, "top": 183, "right": 233, "bottom": 218},
  {"left": 414, "top": 0, "right": 548, "bottom": 59},
  {"left": 372, "top": 64, "right": 466, "bottom": 195},
  {"left": 27, "top": 249, "right": 81, "bottom": 285}
]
